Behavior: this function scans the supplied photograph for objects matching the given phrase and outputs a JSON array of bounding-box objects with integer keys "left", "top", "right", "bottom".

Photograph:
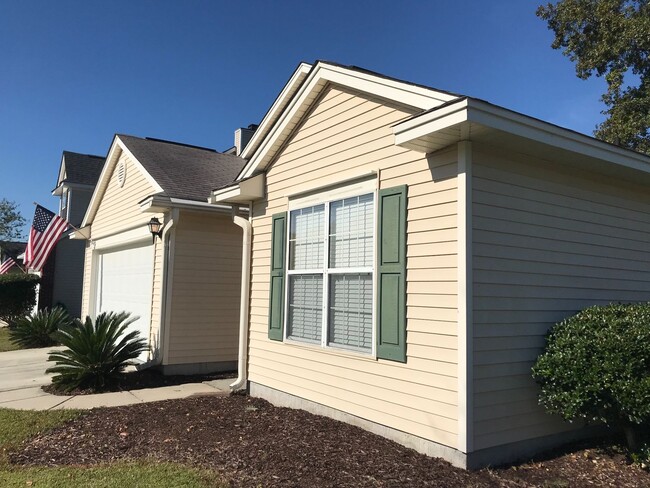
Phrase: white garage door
[{"left": 96, "top": 243, "right": 154, "bottom": 361}]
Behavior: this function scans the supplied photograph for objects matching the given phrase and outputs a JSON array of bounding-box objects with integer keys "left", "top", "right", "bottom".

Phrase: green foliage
[
  {"left": 532, "top": 303, "right": 650, "bottom": 448},
  {"left": 537, "top": 0, "right": 650, "bottom": 153},
  {"left": 630, "top": 440, "right": 650, "bottom": 469},
  {"left": 0, "top": 199, "right": 26, "bottom": 241},
  {"left": 0, "top": 274, "right": 40, "bottom": 325},
  {"left": 46, "top": 312, "right": 148, "bottom": 392},
  {"left": 9, "top": 308, "right": 72, "bottom": 348}
]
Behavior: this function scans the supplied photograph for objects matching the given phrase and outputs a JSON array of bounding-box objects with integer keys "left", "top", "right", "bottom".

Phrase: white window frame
[{"left": 283, "top": 179, "right": 378, "bottom": 356}]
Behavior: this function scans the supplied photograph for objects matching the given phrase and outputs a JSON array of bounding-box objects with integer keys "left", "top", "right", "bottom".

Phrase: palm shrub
[
  {"left": 9, "top": 307, "right": 72, "bottom": 348},
  {"left": 532, "top": 302, "right": 650, "bottom": 451},
  {"left": 46, "top": 311, "right": 148, "bottom": 392}
]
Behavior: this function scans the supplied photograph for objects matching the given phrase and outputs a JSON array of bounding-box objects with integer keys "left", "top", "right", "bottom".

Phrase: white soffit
[
  {"left": 211, "top": 173, "right": 265, "bottom": 203},
  {"left": 238, "top": 62, "right": 457, "bottom": 180},
  {"left": 393, "top": 97, "right": 650, "bottom": 178}
]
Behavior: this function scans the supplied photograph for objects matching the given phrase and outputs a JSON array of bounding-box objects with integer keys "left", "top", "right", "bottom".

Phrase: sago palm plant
[
  {"left": 9, "top": 307, "right": 72, "bottom": 348},
  {"left": 46, "top": 311, "right": 148, "bottom": 392}
]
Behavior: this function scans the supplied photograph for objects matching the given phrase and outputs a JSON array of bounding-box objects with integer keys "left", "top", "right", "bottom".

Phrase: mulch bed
[
  {"left": 9, "top": 395, "right": 650, "bottom": 487},
  {"left": 42, "top": 369, "right": 237, "bottom": 395}
]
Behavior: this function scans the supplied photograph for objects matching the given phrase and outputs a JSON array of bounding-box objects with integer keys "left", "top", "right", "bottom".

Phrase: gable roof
[
  {"left": 117, "top": 135, "right": 246, "bottom": 202},
  {"left": 56, "top": 151, "right": 105, "bottom": 188},
  {"left": 236, "top": 61, "right": 650, "bottom": 186},
  {"left": 82, "top": 134, "right": 246, "bottom": 227},
  {"left": 237, "top": 60, "right": 459, "bottom": 180}
]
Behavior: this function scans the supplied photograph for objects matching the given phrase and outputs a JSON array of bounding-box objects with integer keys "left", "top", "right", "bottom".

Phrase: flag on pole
[
  {"left": 24, "top": 205, "right": 68, "bottom": 272},
  {"left": 0, "top": 256, "right": 16, "bottom": 274}
]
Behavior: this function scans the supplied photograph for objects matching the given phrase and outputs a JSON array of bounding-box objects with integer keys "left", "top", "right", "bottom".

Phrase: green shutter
[
  {"left": 268, "top": 212, "right": 287, "bottom": 341},
  {"left": 377, "top": 185, "right": 407, "bottom": 362}
]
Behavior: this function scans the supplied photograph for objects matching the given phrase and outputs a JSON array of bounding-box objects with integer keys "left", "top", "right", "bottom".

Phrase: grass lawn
[
  {"left": 0, "top": 409, "right": 221, "bottom": 488},
  {"left": 0, "top": 327, "right": 20, "bottom": 352}
]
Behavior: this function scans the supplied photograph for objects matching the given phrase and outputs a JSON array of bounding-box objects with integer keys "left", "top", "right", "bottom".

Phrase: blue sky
[{"left": 0, "top": 0, "right": 607, "bottom": 237}]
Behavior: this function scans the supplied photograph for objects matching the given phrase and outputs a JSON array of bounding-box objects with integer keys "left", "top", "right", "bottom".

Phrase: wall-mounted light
[{"left": 147, "top": 217, "right": 163, "bottom": 243}]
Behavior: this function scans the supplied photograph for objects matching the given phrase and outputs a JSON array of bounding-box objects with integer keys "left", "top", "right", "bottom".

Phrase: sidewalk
[{"left": 0, "top": 378, "right": 232, "bottom": 411}]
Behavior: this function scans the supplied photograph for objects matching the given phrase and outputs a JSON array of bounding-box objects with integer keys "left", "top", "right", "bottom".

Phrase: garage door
[{"left": 96, "top": 243, "right": 154, "bottom": 361}]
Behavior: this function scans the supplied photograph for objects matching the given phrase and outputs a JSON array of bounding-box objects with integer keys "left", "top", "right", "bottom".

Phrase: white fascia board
[
  {"left": 81, "top": 136, "right": 164, "bottom": 228},
  {"left": 81, "top": 138, "right": 122, "bottom": 228},
  {"left": 393, "top": 98, "right": 650, "bottom": 173},
  {"left": 239, "top": 62, "right": 457, "bottom": 180},
  {"left": 240, "top": 63, "right": 312, "bottom": 161}
]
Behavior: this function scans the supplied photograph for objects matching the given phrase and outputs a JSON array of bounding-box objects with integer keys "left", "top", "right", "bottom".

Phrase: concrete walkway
[{"left": 0, "top": 347, "right": 232, "bottom": 411}]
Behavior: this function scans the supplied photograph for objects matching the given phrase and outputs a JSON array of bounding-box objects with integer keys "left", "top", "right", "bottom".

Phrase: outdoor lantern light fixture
[{"left": 147, "top": 217, "right": 163, "bottom": 242}]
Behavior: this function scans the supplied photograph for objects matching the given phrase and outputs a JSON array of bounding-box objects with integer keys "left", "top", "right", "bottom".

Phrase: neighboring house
[
  {"left": 211, "top": 61, "right": 650, "bottom": 469},
  {"left": 0, "top": 241, "right": 26, "bottom": 274},
  {"left": 74, "top": 134, "right": 247, "bottom": 372},
  {"left": 40, "top": 151, "right": 105, "bottom": 316}
]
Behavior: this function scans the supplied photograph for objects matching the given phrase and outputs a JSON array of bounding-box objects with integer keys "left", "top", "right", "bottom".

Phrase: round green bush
[
  {"left": 532, "top": 302, "right": 650, "bottom": 448},
  {"left": 0, "top": 274, "right": 40, "bottom": 326}
]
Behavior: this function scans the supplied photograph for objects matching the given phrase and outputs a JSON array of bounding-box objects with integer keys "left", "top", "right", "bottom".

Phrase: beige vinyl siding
[
  {"left": 166, "top": 211, "right": 241, "bottom": 364},
  {"left": 92, "top": 151, "right": 157, "bottom": 239},
  {"left": 249, "top": 85, "right": 460, "bottom": 448},
  {"left": 471, "top": 145, "right": 650, "bottom": 450},
  {"left": 80, "top": 241, "right": 93, "bottom": 318}
]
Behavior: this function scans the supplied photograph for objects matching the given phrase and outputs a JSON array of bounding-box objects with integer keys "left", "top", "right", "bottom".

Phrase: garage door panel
[{"left": 96, "top": 243, "right": 154, "bottom": 361}]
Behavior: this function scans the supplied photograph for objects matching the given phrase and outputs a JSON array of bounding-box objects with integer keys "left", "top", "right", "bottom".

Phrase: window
[
  {"left": 286, "top": 193, "right": 374, "bottom": 353},
  {"left": 60, "top": 189, "right": 69, "bottom": 219}
]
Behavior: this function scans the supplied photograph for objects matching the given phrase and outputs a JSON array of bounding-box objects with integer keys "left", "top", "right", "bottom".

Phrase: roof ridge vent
[{"left": 144, "top": 137, "right": 218, "bottom": 152}]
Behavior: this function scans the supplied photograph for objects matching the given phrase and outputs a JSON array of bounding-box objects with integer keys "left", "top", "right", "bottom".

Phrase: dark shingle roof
[
  {"left": 61, "top": 151, "right": 105, "bottom": 186},
  {"left": 117, "top": 135, "right": 247, "bottom": 202},
  {"left": 0, "top": 241, "right": 27, "bottom": 258}
]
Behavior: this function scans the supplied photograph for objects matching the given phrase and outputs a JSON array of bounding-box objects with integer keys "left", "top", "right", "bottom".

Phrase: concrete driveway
[{"left": 0, "top": 346, "right": 60, "bottom": 393}]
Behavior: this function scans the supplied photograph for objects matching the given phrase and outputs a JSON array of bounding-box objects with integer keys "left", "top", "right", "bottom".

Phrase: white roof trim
[
  {"left": 393, "top": 97, "right": 650, "bottom": 173},
  {"left": 139, "top": 194, "right": 237, "bottom": 214},
  {"left": 81, "top": 136, "right": 164, "bottom": 228},
  {"left": 238, "top": 62, "right": 457, "bottom": 180},
  {"left": 240, "top": 63, "right": 312, "bottom": 161}
]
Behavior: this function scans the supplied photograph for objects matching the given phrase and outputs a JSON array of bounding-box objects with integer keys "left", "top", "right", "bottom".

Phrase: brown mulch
[
  {"left": 42, "top": 369, "right": 237, "bottom": 395},
  {"left": 8, "top": 395, "right": 650, "bottom": 487}
]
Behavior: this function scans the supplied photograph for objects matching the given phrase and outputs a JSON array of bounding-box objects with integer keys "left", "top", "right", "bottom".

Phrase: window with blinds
[{"left": 286, "top": 192, "right": 374, "bottom": 353}]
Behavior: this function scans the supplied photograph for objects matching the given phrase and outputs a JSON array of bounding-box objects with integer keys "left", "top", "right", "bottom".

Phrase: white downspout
[
  {"left": 230, "top": 205, "right": 252, "bottom": 391},
  {"left": 139, "top": 209, "right": 178, "bottom": 369}
]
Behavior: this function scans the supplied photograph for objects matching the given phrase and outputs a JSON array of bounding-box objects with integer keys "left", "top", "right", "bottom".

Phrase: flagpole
[{"left": 32, "top": 202, "right": 85, "bottom": 234}]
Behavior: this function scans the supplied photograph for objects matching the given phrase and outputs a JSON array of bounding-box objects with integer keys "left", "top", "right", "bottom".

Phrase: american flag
[
  {"left": 24, "top": 205, "right": 68, "bottom": 272},
  {"left": 0, "top": 256, "right": 16, "bottom": 274}
]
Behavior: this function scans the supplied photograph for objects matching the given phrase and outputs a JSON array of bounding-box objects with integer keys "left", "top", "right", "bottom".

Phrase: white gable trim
[
  {"left": 240, "top": 62, "right": 312, "bottom": 161},
  {"left": 237, "top": 62, "right": 457, "bottom": 180},
  {"left": 81, "top": 136, "right": 164, "bottom": 228}
]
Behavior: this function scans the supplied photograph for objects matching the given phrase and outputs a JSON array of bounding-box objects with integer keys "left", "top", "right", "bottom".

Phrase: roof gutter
[{"left": 229, "top": 204, "right": 252, "bottom": 392}]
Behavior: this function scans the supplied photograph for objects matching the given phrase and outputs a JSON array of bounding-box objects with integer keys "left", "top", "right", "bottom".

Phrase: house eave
[
  {"left": 139, "top": 194, "right": 239, "bottom": 215},
  {"left": 210, "top": 173, "right": 265, "bottom": 204},
  {"left": 393, "top": 98, "right": 650, "bottom": 181}
]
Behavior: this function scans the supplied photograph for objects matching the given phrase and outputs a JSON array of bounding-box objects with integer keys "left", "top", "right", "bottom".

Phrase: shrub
[
  {"left": 0, "top": 274, "right": 40, "bottom": 326},
  {"left": 9, "top": 307, "right": 72, "bottom": 348},
  {"left": 46, "top": 311, "right": 148, "bottom": 392},
  {"left": 532, "top": 302, "right": 650, "bottom": 450}
]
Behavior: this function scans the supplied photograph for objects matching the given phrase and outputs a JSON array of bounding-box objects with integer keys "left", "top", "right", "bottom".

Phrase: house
[
  {"left": 0, "top": 241, "right": 26, "bottom": 274},
  {"left": 73, "top": 134, "right": 247, "bottom": 372},
  {"left": 39, "top": 151, "right": 105, "bottom": 316},
  {"left": 211, "top": 61, "right": 650, "bottom": 469}
]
